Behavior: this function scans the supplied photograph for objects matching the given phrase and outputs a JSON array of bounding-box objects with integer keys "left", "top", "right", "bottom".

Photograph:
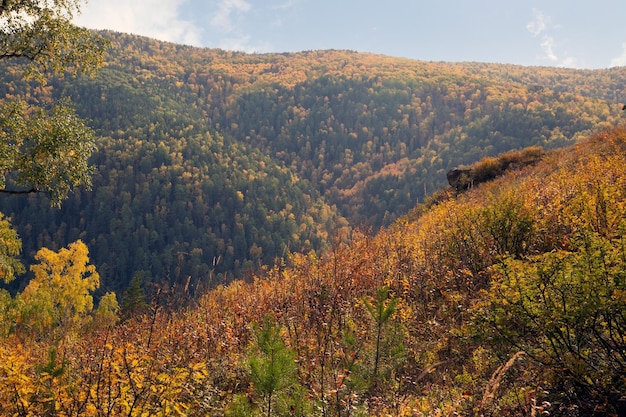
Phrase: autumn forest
[{"left": 1, "top": 18, "right": 626, "bottom": 417}]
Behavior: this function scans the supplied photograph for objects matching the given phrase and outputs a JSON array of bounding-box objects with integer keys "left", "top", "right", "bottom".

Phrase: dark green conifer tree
[{"left": 120, "top": 273, "right": 148, "bottom": 319}]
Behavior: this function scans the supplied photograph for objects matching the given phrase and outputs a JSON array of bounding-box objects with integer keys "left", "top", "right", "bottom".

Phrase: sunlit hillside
[
  {"left": 2, "top": 126, "right": 626, "bottom": 415},
  {"left": 1, "top": 31, "right": 625, "bottom": 294}
]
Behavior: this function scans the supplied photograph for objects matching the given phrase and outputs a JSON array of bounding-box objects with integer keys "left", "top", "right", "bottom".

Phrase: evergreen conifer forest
[{"left": 1, "top": 19, "right": 626, "bottom": 415}]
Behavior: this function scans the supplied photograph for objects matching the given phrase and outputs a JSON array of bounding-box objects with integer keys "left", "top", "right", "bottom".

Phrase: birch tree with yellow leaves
[{"left": 17, "top": 240, "right": 112, "bottom": 340}]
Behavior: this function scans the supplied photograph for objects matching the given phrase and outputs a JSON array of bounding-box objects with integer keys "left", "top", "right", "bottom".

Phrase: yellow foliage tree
[
  {"left": 0, "top": 341, "right": 35, "bottom": 416},
  {"left": 91, "top": 291, "right": 120, "bottom": 330},
  {"left": 0, "top": 213, "right": 25, "bottom": 284},
  {"left": 18, "top": 240, "right": 100, "bottom": 339}
]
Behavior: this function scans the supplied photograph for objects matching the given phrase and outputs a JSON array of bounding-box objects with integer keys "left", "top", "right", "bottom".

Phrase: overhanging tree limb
[
  {"left": 0, "top": 187, "right": 42, "bottom": 195},
  {"left": 0, "top": 0, "right": 108, "bottom": 205}
]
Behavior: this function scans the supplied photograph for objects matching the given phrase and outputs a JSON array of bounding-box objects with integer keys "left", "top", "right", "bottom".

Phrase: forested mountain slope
[
  {"left": 1, "top": 30, "right": 625, "bottom": 292},
  {"left": 3, "top": 126, "right": 626, "bottom": 416}
]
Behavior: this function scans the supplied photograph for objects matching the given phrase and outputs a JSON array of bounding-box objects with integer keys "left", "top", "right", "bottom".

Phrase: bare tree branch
[{"left": 0, "top": 187, "right": 42, "bottom": 195}]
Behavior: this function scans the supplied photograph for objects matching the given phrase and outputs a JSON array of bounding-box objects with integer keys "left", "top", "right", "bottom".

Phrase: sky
[{"left": 73, "top": 0, "right": 626, "bottom": 69}]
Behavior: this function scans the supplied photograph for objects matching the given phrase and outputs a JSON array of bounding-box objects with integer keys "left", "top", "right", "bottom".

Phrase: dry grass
[{"left": 480, "top": 351, "right": 526, "bottom": 412}]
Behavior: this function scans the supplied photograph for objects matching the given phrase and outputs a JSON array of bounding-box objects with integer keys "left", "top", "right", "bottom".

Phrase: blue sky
[{"left": 74, "top": 0, "right": 626, "bottom": 69}]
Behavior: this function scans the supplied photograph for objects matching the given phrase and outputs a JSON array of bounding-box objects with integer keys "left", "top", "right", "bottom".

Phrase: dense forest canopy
[
  {"left": 2, "top": 125, "right": 626, "bottom": 416},
  {"left": 2, "top": 21, "right": 626, "bottom": 415},
  {"left": 1, "top": 30, "right": 625, "bottom": 293}
]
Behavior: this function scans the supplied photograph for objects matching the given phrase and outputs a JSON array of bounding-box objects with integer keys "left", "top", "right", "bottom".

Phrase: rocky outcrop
[
  {"left": 446, "top": 167, "right": 473, "bottom": 190},
  {"left": 447, "top": 146, "right": 545, "bottom": 191}
]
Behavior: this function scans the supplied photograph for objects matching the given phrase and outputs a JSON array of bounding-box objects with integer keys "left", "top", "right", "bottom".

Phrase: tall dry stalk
[{"left": 480, "top": 351, "right": 525, "bottom": 412}]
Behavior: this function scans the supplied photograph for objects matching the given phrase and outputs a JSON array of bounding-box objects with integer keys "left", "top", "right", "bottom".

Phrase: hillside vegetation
[
  {"left": 1, "top": 31, "right": 626, "bottom": 293},
  {"left": 2, "top": 126, "right": 626, "bottom": 416}
]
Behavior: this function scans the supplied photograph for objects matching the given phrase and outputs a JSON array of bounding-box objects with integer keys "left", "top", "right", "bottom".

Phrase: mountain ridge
[{"left": 1, "top": 30, "right": 625, "bottom": 293}]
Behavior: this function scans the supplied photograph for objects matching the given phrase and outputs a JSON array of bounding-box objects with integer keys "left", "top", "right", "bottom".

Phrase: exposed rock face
[
  {"left": 447, "top": 146, "right": 545, "bottom": 192},
  {"left": 446, "top": 167, "right": 472, "bottom": 190}
]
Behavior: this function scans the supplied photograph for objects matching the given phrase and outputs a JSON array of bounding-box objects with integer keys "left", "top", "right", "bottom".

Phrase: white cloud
[
  {"left": 559, "top": 56, "right": 581, "bottom": 68},
  {"left": 206, "top": 0, "right": 272, "bottom": 53},
  {"left": 273, "top": 0, "right": 302, "bottom": 10},
  {"left": 210, "top": 0, "right": 252, "bottom": 32},
  {"left": 610, "top": 43, "right": 626, "bottom": 67},
  {"left": 73, "top": 0, "right": 203, "bottom": 46},
  {"left": 540, "top": 36, "right": 558, "bottom": 62},
  {"left": 527, "top": 8, "right": 556, "bottom": 63},
  {"left": 217, "top": 35, "right": 271, "bottom": 54},
  {"left": 526, "top": 8, "right": 580, "bottom": 68},
  {"left": 537, "top": 36, "right": 582, "bottom": 67},
  {"left": 526, "top": 8, "right": 548, "bottom": 36}
]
